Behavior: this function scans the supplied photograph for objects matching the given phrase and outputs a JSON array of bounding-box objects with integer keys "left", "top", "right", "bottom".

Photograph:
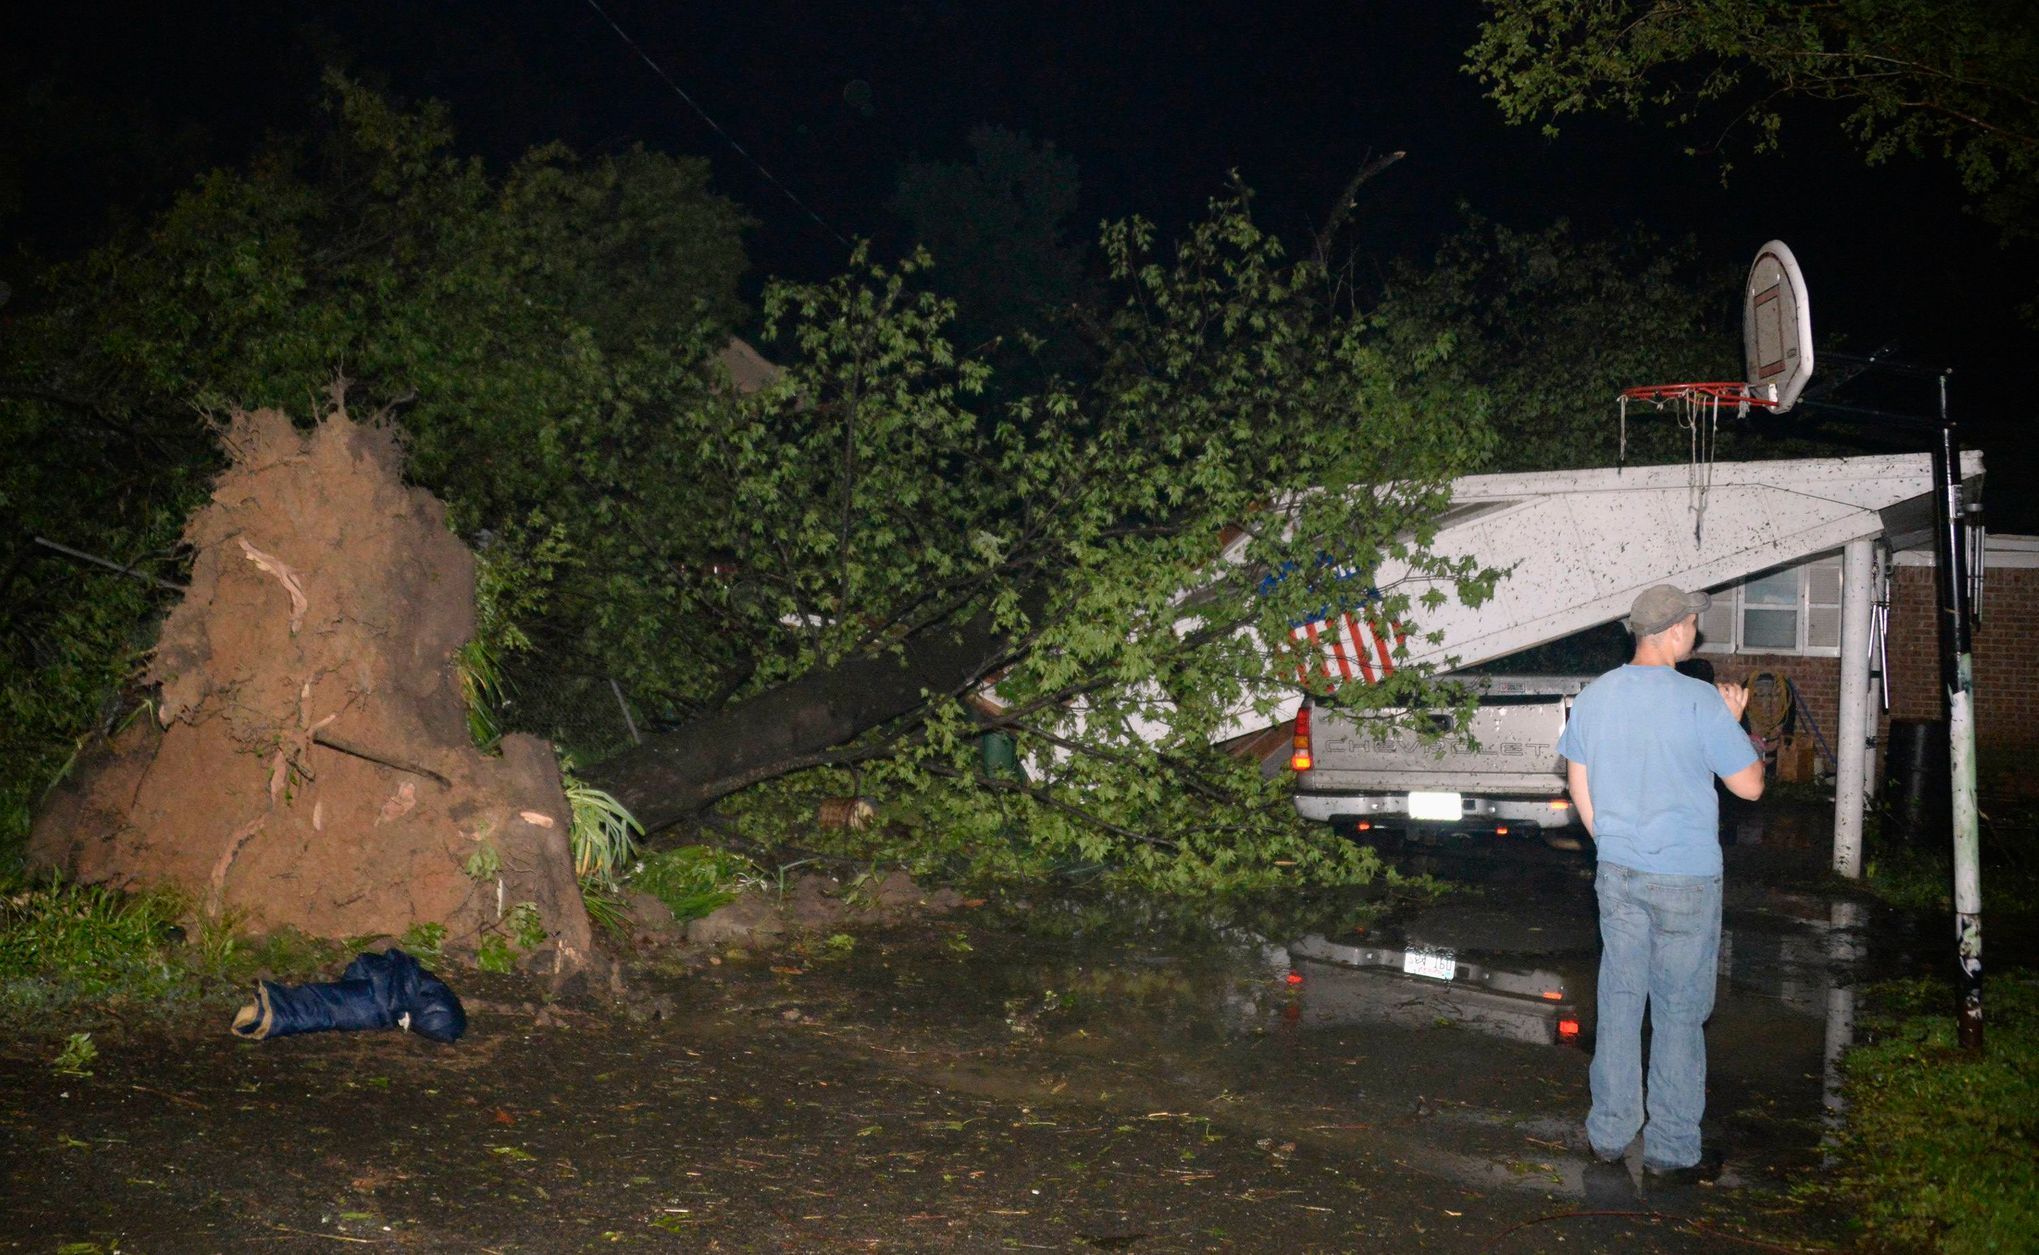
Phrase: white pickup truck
[{"left": 1289, "top": 675, "right": 1590, "bottom": 849}]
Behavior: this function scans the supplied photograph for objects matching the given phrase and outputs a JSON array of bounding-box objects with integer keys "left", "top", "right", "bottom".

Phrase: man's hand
[{"left": 1716, "top": 681, "right": 1749, "bottom": 722}]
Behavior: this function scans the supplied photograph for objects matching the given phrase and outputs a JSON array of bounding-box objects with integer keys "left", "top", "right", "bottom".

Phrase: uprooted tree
[
  {"left": 31, "top": 403, "right": 594, "bottom": 964},
  {"left": 1, "top": 74, "right": 749, "bottom": 861},
  {"left": 7, "top": 78, "right": 1503, "bottom": 929}
]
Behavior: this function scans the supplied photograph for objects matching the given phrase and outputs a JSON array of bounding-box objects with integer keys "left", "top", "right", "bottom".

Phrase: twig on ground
[
  {"left": 129, "top": 1083, "right": 208, "bottom": 1110},
  {"left": 263, "top": 1226, "right": 378, "bottom": 1244}
]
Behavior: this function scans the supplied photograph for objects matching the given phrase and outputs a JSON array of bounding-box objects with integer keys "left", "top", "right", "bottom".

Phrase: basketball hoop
[
  {"left": 1616, "top": 382, "right": 1779, "bottom": 466},
  {"left": 1618, "top": 382, "right": 1780, "bottom": 410},
  {"left": 1615, "top": 382, "right": 1778, "bottom": 544},
  {"left": 1612, "top": 240, "right": 1814, "bottom": 545}
]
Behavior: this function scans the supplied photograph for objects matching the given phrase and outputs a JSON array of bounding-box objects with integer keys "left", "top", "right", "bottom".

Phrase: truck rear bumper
[{"left": 1293, "top": 789, "right": 1575, "bottom": 829}]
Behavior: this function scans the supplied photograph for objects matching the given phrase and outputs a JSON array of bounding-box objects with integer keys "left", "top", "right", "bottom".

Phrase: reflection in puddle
[
  {"left": 1821, "top": 901, "right": 1870, "bottom": 1145},
  {"left": 801, "top": 863, "right": 1899, "bottom": 1210},
  {"left": 1222, "top": 874, "right": 1891, "bottom": 1201},
  {"left": 1279, "top": 933, "right": 1581, "bottom": 1048}
]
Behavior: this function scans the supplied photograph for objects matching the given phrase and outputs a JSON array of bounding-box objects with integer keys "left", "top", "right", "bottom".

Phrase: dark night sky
[{"left": 7, "top": 0, "right": 2034, "bottom": 522}]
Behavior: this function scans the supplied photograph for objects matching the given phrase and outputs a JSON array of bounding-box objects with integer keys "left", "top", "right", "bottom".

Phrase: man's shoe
[
  {"left": 1590, "top": 1134, "right": 1636, "bottom": 1164},
  {"left": 1642, "top": 1148, "right": 1724, "bottom": 1186}
]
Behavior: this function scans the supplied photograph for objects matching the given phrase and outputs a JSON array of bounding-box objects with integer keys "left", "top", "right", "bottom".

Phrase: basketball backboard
[{"left": 1744, "top": 240, "right": 1814, "bottom": 413}]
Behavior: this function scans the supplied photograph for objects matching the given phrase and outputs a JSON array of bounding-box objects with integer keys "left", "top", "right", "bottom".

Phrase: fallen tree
[
  {"left": 0, "top": 77, "right": 749, "bottom": 870},
  {"left": 8, "top": 83, "right": 1503, "bottom": 899},
  {"left": 566, "top": 206, "right": 1502, "bottom": 888}
]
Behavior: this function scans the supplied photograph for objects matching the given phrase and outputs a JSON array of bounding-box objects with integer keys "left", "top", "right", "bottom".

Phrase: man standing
[{"left": 1557, "top": 584, "right": 1764, "bottom": 1182}]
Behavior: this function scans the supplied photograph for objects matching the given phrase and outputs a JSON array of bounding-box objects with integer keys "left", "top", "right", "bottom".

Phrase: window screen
[
  {"left": 1741, "top": 570, "right": 1800, "bottom": 651},
  {"left": 1698, "top": 595, "right": 1736, "bottom": 652},
  {"left": 1697, "top": 554, "right": 1847, "bottom": 656},
  {"left": 1743, "top": 607, "right": 1798, "bottom": 650},
  {"left": 1805, "top": 557, "right": 1843, "bottom": 651}
]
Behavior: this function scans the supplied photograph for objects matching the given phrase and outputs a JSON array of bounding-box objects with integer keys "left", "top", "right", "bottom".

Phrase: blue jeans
[{"left": 1587, "top": 861, "right": 1723, "bottom": 1170}]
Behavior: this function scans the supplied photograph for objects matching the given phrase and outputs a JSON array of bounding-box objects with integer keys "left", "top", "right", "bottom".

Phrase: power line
[{"left": 578, "top": 0, "right": 852, "bottom": 252}]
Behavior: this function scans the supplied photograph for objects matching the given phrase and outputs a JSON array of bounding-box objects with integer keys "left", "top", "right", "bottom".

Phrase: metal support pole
[
  {"left": 1931, "top": 374, "right": 1984, "bottom": 1050},
  {"left": 1865, "top": 544, "right": 1888, "bottom": 800},
  {"left": 1833, "top": 537, "right": 1875, "bottom": 878}
]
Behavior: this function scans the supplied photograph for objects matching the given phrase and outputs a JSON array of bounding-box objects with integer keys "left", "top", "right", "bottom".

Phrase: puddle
[{"left": 786, "top": 839, "right": 1907, "bottom": 1218}]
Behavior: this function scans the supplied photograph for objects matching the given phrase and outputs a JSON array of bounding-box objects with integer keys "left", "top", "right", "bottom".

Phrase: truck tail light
[
  {"left": 1558, "top": 1018, "right": 1581, "bottom": 1042},
  {"left": 1289, "top": 705, "right": 1313, "bottom": 772},
  {"left": 1548, "top": 799, "right": 1572, "bottom": 811}
]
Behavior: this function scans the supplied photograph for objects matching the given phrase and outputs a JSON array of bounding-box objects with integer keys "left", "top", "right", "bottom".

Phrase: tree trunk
[{"left": 584, "top": 611, "right": 1017, "bottom": 833}]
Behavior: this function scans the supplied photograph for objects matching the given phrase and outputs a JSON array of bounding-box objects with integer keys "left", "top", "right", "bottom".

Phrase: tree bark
[{"left": 583, "top": 608, "right": 1017, "bottom": 833}]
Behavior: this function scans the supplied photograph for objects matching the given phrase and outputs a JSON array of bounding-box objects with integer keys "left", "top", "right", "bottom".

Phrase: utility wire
[{"left": 578, "top": 0, "right": 852, "bottom": 252}]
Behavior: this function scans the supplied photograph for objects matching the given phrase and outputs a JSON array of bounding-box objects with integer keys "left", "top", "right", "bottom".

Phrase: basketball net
[{"left": 1618, "top": 382, "right": 1775, "bottom": 545}]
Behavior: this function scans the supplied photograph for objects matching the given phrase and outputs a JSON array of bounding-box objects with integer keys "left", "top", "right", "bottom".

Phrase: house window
[{"left": 1697, "top": 556, "right": 1842, "bottom": 656}]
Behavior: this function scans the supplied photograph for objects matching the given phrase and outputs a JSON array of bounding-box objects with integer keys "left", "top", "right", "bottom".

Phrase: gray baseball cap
[{"left": 1629, "top": 584, "right": 1710, "bottom": 637}]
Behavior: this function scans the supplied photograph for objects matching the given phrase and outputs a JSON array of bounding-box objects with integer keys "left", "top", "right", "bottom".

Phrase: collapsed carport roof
[
  {"left": 1223, "top": 451, "right": 1984, "bottom": 739},
  {"left": 1377, "top": 451, "right": 1982, "bottom": 676}
]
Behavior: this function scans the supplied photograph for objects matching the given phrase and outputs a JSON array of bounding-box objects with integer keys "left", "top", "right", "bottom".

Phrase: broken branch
[{"left": 311, "top": 731, "right": 452, "bottom": 787}]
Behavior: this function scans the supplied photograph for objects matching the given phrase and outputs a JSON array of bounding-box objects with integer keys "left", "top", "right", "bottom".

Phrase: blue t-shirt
[{"left": 1554, "top": 664, "right": 1758, "bottom": 877}]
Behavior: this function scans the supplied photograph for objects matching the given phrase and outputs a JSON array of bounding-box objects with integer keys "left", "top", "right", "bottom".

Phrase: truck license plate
[
  {"left": 1402, "top": 946, "right": 1456, "bottom": 981},
  {"left": 1407, "top": 791, "right": 1462, "bottom": 820}
]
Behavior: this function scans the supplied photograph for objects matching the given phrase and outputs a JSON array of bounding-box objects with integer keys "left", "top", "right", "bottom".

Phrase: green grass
[
  {"left": 453, "top": 638, "right": 509, "bottom": 751},
  {"left": 580, "top": 880, "right": 632, "bottom": 937},
  {"left": 1865, "top": 839, "right": 2039, "bottom": 933},
  {"left": 630, "top": 845, "right": 745, "bottom": 923},
  {"left": 0, "top": 877, "right": 187, "bottom": 1014},
  {"left": 1817, "top": 975, "right": 2039, "bottom": 1253},
  {"left": 0, "top": 875, "right": 445, "bottom": 1025}
]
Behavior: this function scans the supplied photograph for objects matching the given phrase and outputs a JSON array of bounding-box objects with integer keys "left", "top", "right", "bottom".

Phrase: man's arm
[
  {"left": 1565, "top": 759, "right": 1595, "bottom": 836},
  {"left": 1713, "top": 680, "right": 1765, "bottom": 800},
  {"left": 1721, "top": 759, "right": 1765, "bottom": 801}
]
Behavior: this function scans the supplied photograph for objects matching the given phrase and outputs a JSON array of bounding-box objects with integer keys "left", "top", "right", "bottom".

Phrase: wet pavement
[{"left": 0, "top": 821, "right": 1919, "bottom": 1252}]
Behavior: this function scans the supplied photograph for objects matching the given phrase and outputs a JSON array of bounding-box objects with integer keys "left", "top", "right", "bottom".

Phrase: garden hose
[{"left": 1743, "top": 670, "right": 1792, "bottom": 744}]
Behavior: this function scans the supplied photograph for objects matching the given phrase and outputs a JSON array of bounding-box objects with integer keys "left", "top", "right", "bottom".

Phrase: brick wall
[
  {"left": 1885, "top": 566, "right": 1943, "bottom": 725},
  {"left": 1704, "top": 651, "right": 1839, "bottom": 750},
  {"left": 1884, "top": 564, "right": 2039, "bottom": 756},
  {"left": 1724, "top": 563, "right": 2039, "bottom": 791}
]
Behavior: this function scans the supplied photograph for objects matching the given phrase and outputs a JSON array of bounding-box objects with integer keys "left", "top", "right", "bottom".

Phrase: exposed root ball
[{"left": 31, "top": 404, "right": 592, "bottom": 968}]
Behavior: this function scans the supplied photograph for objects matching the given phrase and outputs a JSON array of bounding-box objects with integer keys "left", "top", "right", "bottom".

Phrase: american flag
[{"left": 1289, "top": 610, "right": 1402, "bottom": 690}]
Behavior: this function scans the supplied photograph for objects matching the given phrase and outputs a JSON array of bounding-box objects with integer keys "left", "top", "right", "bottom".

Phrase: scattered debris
[{"left": 816, "top": 796, "right": 877, "bottom": 830}]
